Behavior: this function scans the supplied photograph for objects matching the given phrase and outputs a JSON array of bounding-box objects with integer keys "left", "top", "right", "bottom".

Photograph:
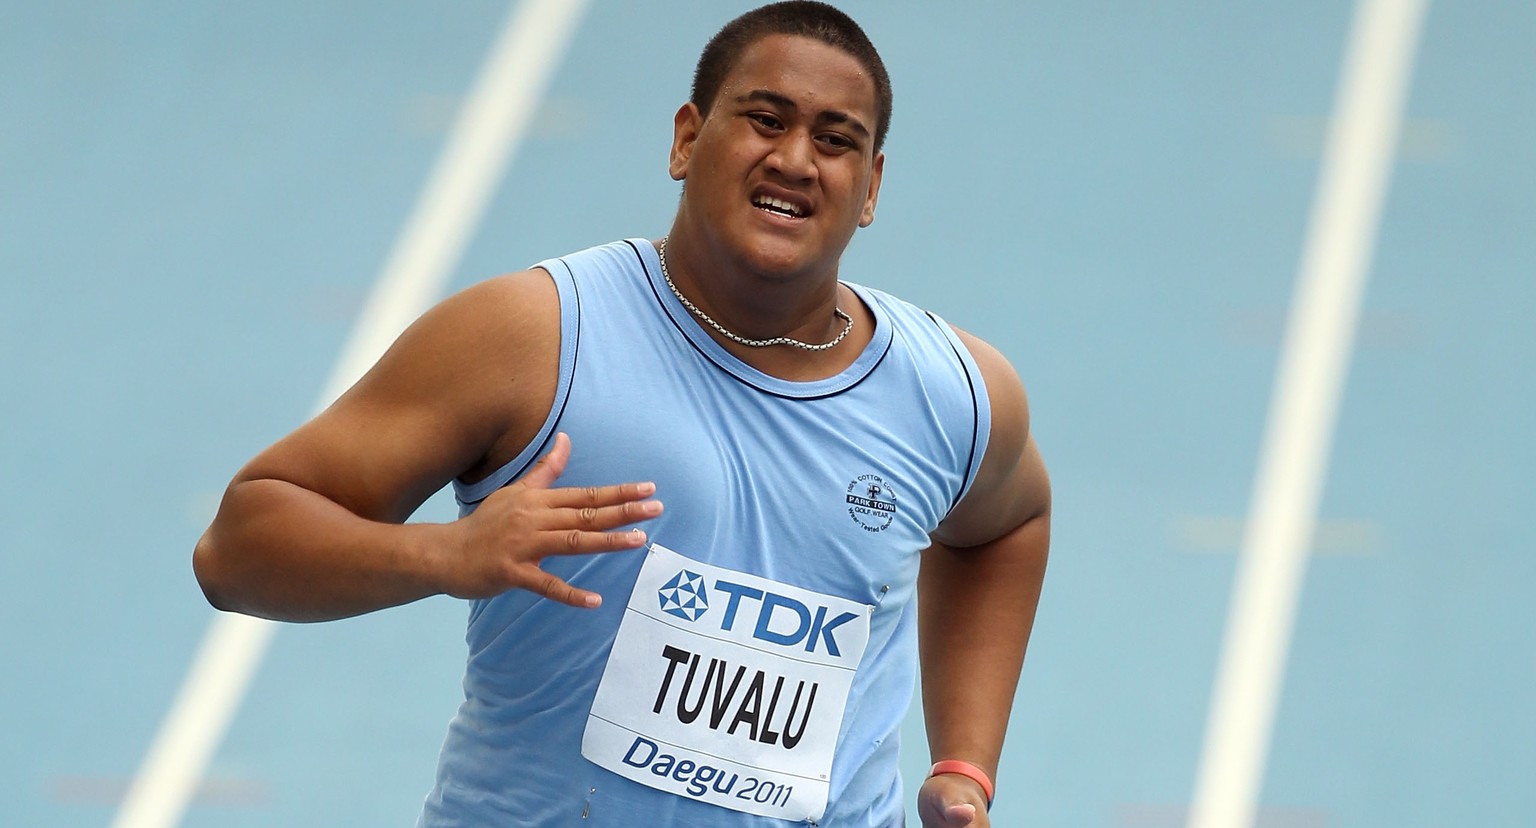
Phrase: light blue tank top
[{"left": 420, "top": 239, "right": 990, "bottom": 827}]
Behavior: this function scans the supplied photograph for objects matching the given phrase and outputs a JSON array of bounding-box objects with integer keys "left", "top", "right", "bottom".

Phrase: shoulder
[
  {"left": 374, "top": 268, "right": 559, "bottom": 411},
  {"left": 429, "top": 267, "right": 559, "bottom": 338},
  {"left": 230, "top": 267, "right": 564, "bottom": 522},
  {"left": 320, "top": 266, "right": 562, "bottom": 480},
  {"left": 932, "top": 326, "right": 1050, "bottom": 548},
  {"left": 408, "top": 269, "right": 563, "bottom": 481},
  {"left": 952, "top": 328, "right": 1027, "bottom": 444},
  {"left": 536, "top": 238, "right": 655, "bottom": 284}
]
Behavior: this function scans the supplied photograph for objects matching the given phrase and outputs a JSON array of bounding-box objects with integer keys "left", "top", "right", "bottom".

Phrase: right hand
[
  {"left": 917, "top": 773, "right": 990, "bottom": 827},
  {"left": 438, "top": 432, "right": 662, "bottom": 607}
]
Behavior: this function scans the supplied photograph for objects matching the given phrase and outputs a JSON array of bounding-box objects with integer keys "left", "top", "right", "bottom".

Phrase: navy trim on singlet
[
  {"left": 928, "top": 310, "right": 983, "bottom": 512},
  {"left": 455, "top": 261, "right": 583, "bottom": 506}
]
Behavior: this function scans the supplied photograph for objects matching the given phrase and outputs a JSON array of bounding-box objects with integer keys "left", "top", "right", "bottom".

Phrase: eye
[
  {"left": 817, "top": 132, "right": 857, "bottom": 152},
  {"left": 748, "top": 112, "right": 783, "bottom": 131}
]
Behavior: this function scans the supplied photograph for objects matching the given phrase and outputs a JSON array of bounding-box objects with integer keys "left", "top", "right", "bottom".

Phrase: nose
[{"left": 766, "top": 129, "right": 816, "bottom": 183}]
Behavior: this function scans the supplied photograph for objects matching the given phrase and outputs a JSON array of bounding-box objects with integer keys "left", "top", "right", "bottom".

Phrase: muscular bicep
[
  {"left": 931, "top": 329, "right": 1051, "bottom": 549},
  {"left": 232, "top": 270, "right": 560, "bottom": 524}
]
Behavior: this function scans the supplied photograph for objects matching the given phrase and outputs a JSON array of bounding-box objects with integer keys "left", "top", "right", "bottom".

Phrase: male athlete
[{"left": 194, "top": 3, "right": 1049, "bottom": 826}]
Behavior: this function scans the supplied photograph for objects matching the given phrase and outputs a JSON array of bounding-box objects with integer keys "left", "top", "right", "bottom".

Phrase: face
[{"left": 669, "top": 34, "right": 885, "bottom": 279}]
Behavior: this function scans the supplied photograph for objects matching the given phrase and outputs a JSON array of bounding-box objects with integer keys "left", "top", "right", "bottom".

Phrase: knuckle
[
  {"left": 564, "top": 529, "right": 583, "bottom": 551},
  {"left": 580, "top": 506, "right": 599, "bottom": 525}
]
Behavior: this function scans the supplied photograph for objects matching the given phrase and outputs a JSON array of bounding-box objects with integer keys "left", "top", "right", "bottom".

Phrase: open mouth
[{"left": 752, "top": 195, "right": 808, "bottom": 219}]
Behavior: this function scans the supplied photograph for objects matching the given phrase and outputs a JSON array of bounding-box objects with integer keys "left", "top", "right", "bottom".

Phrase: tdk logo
[
  {"left": 659, "top": 570, "right": 859, "bottom": 658},
  {"left": 658, "top": 570, "right": 709, "bottom": 621}
]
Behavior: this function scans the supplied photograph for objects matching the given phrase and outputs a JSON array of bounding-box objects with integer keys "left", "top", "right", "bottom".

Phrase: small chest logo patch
[
  {"left": 658, "top": 569, "right": 709, "bottom": 621},
  {"left": 846, "top": 473, "right": 897, "bottom": 532}
]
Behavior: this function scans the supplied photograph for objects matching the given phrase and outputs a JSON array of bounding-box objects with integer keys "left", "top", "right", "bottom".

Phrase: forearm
[
  {"left": 918, "top": 513, "right": 1049, "bottom": 777},
  {"left": 193, "top": 477, "right": 451, "bottom": 623}
]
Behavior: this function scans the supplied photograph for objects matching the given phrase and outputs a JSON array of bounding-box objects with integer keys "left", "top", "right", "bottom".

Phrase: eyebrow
[{"left": 736, "top": 89, "right": 871, "bottom": 139}]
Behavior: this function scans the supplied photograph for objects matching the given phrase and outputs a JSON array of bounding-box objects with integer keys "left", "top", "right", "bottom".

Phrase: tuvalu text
[{"left": 651, "top": 644, "right": 820, "bottom": 749}]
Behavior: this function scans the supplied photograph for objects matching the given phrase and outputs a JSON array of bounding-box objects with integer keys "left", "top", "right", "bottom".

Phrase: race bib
[{"left": 582, "top": 544, "right": 872, "bottom": 822}]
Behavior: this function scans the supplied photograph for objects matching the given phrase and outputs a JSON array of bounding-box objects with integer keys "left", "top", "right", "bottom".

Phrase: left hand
[{"left": 917, "top": 773, "right": 990, "bottom": 827}]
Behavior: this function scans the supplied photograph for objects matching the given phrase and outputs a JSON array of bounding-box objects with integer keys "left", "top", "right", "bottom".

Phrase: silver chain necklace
[{"left": 658, "top": 236, "right": 853, "bottom": 352}]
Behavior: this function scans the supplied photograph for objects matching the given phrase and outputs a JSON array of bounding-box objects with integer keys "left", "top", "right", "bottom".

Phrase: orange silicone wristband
[{"left": 928, "top": 760, "right": 995, "bottom": 808}]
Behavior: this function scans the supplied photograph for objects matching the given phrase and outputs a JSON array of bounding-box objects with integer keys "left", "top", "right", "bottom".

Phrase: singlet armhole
[
  {"left": 451, "top": 262, "right": 580, "bottom": 512},
  {"left": 928, "top": 311, "right": 992, "bottom": 514}
]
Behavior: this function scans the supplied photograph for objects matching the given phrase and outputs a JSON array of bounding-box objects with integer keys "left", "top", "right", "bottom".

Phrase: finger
[
  {"left": 918, "top": 777, "right": 985, "bottom": 828},
  {"left": 550, "top": 499, "right": 664, "bottom": 531},
  {"left": 944, "top": 803, "right": 978, "bottom": 826},
  {"left": 541, "top": 526, "right": 651, "bottom": 557},
  {"left": 529, "top": 568, "right": 604, "bottom": 609},
  {"left": 519, "top": 432, "right": 571, "bottom": 491},
  {"left": 543, "top": 480, "right": 659, "bottom": 509}
]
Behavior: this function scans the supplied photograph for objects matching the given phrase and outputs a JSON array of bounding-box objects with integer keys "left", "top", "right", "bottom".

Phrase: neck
[
  {"left": 655, "top": 234, "right": 872, "bottom": 380},
  {"left": 658, "top": 231, "right": 844, "bottom": 345}
]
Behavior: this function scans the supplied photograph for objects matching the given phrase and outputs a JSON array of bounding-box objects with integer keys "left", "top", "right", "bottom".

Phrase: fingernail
[
  {"left": 638, "top": 482, "right": 656, "bottom": 495},
  {"left": 584, "top": 593, "right": 601, "bottom": 608}
]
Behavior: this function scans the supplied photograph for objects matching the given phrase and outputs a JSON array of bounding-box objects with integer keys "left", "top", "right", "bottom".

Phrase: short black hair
[{"left": 691, "top": 1, "right": 893, "bottom": 152}]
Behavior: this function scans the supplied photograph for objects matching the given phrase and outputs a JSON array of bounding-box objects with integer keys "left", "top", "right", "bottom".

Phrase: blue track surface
[{"left": 3, "top": 2, "right": 1532, "bottom": 825}]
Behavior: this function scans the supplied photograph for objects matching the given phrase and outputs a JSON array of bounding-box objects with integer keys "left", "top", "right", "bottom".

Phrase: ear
[
  {"left": 858, "top": 151, "right": 885, "bottom": 228},
  {"left": 669, "top": 102, "right": 703, "bottom": 181}
]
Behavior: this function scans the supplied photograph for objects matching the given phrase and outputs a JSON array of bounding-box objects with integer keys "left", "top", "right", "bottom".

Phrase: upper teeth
[{"left": 755, "top": 196, "right": 803, "bottom": 217}]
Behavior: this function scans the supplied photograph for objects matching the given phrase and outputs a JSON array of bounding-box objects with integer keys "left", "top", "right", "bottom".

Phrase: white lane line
[
  {"left": 1186, "top": 2, "right": 1428, "bottom": 827},
  {"left": 111, "top": 1, "right": 592, "bottom": 826}
]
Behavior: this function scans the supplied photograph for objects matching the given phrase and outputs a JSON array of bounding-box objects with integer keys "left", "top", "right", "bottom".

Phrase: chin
[{"left": 741, "top": 242, "right": 814, "bottom": 279}]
